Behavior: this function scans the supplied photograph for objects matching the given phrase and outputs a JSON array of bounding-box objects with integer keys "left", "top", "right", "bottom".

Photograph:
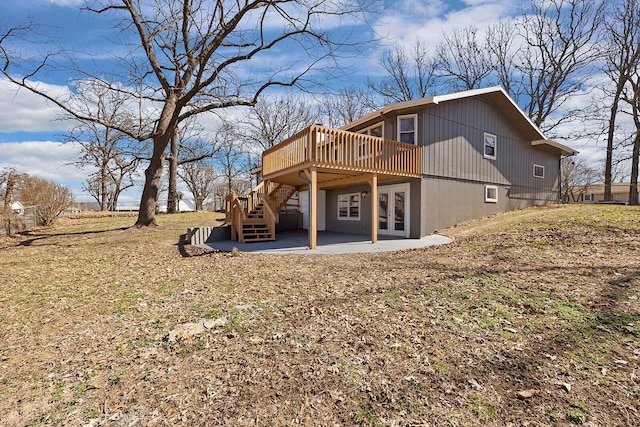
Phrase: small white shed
[{"left": 11, "top": 201, "right": 25, "bottom": 215}]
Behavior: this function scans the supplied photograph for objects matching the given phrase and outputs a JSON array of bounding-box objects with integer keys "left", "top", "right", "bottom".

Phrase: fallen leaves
[{"left": 0, "top": 207, "right": 639, "bottom": 425}]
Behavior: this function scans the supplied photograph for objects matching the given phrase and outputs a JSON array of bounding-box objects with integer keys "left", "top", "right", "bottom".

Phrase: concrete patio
[{"left": 194, "top": 231, "right": 453, "bottom": 255}]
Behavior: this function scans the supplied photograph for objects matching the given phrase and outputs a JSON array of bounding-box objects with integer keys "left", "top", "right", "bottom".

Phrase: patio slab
[{"left": 195, "top": 231, "right": 453, "bottom": 255}]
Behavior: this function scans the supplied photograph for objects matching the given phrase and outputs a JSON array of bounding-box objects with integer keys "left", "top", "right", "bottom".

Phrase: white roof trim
[
  {"left": 342, "top": 86, "right": 578, "bottom": 156},
  {"left": 432, "top": 86, "right": 547, "bottom": 139},
  {"left": 532, "top": 139, "right": 578, "bottom": 157},
  {"left": 430, "top": 86, "right": 503, "bottom": 104}
]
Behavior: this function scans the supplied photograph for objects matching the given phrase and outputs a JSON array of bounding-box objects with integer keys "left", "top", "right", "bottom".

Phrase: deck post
[
  {"left": 370, "top": 173, "right": 378, "bottom": 244},
  {"left": 310, "top": 167, "right": 318, "bottom": 249}
]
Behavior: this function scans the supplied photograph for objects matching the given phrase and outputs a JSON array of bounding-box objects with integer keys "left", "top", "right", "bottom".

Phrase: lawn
[{"left": 0, "top": 205, "right": 638, "bottom": 426}]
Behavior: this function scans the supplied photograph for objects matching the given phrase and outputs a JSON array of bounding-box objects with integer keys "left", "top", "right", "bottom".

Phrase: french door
[{"left": 378, "top": 184, "right": 410, "bottom": 237}]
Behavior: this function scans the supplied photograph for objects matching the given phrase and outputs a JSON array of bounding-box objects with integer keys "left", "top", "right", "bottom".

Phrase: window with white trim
[
  {"left": 582, "top": 194, "right": 593, "bottom": 202},
  {"left": 484, "top": 132, "right": 496, "bottom": 159},
  {"left": 397, "top": 115, "right": 417, "bottom": 144},
  {"left": 359, "top": 123, "right": 384, "bottom": 158},
  {"left": 485, "top": 185, "right": 498, "bottom": 203},
  {"left": 533, "top": 164, "right": 545, "bottom": 178},
  {"left": 359, "top": 122, "right": 384, "bottom": 138},
  {"left": 338, "top": 193, "right": 360, "bottom": 220}
]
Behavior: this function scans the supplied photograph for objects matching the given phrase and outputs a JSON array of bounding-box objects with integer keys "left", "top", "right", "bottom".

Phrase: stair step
[
  {"left": 243, "top": 236, "right": 276, "bottom": 242},
  {"left": 233, "top": 183, "right": 297, "bottom": 244},
  {"left": 243, "top": 230, "right": 271, "bottom": 236},
  {"left": 243, "top": 218, "right": 266, "bottom": 224}
]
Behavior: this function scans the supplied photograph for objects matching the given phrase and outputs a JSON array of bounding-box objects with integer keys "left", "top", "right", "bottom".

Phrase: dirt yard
[{"left": 0, "top": 205, "right": 638, "bottom": 426}]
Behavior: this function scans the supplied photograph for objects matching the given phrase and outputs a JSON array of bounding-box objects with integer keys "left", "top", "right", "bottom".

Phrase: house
[
  {"left": 227, "top": 86, "right": 576, "bottom": 248},
  {"left": 575, "top": 183, "right": 637, "bottom": 204},
  {"left": 64, "top": 205, "right": 82, "bottom": 215},
  {"left": 11, "top": 201, "right": 24, "bottom": 215},
  {"left": 156, "top": 199, "right": 196, "bottom": 213}
]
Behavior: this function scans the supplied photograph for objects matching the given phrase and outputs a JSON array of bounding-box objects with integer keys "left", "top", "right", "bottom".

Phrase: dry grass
[{"left": 0, "top": 206, "right": 638, "bottom": 426}]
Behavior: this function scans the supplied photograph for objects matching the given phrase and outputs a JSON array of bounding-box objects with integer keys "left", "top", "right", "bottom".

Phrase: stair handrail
[
  {"left": 249, "top": 181, "right": 265, "bottom": 212},
  {"left": 226, "top": 193, "right": 247, "bottom": 242},
  {"left": 257, "top": 192, "right": 276, "bottom": 239}
]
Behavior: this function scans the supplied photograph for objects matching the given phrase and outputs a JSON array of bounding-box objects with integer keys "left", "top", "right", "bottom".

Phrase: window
[
  {"left": 397, "top": 115, "right": 417, "bottom": 144},
  {"left": 583, "top": 194, "right": 593, "bottom": 202},
  {"left": 338, "top": 193, "right": 360, "bottom": 220},
  {"left": 359, "top": 123, "right": 384, "bottom": 158},
  {"left": 484, "top": 132, "right": 496, "bottom": 159},
  {"left": 485, "top": 185, "right": 498, "bottom": 203},
  {"left": 359, "top": 123, "right": 384, "bottom": 138},
  {"left": 533, "top": 164, "right": 545, "bottom": 178}
]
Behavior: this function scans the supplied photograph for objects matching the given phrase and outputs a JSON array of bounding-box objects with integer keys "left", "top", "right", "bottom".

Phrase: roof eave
[{"left": 532, "top": 139, "right": 578, "bottom": 157}]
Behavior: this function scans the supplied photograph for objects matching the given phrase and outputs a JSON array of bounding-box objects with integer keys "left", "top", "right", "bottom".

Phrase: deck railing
[
  {"left": 225, "top": 194, "right": 246, "bottom": 242},
  {"left": 262, "top": 125, "right": 422, "bottom": 178},
  {"left": 225, "top": 184, "right": 284, "bottom": 242}
]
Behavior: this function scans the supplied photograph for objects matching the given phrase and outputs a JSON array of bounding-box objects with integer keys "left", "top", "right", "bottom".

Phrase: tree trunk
[
  {"left": 99, "top": 160, "right": 108, "bottom": 211},
  {"left": 630, "top": 136, "right": 640, "bottom": 205},
  {"left": 604, "top": 93, "right": 622, "bottom": 202},
  {"left": 167, "top": 133, "right": 178, "bottom": 214},
  {"left": 112, "top": 186, "right": 121, "bottom": 211},
  {"left": 135, "top": 140, "right": 168, "bottom": 226},
  {"left": 135, "top": 95, "right": 179, "bottom": 226}
]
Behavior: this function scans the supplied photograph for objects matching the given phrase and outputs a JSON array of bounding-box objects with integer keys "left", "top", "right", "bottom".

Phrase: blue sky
[{"left": 0, "top": 0, "right": 603, "bottom": 204}]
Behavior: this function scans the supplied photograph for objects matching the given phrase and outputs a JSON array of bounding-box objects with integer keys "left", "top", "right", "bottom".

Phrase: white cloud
[
  {"left": 0, "top": 78, "right": 76, "bottom": 132},
  {"left": 0, "top": 141, "right": 82, "bottom": 178},
  {"left": 0, "top": 140, "right": 96, "bottom": 201},
  {"left": 374, "top": 0, "right": 520, "bottom": 51},
  {"left": 45, "top": 0, "right": 85, "bottom": 6}
]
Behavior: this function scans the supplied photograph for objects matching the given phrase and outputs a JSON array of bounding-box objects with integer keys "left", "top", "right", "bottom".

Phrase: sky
[{"left": 0, "top": 0, "right": 608, "bottom": 205}]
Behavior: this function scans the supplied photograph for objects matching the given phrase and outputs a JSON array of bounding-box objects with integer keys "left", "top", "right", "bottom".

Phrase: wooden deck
[
  {"left": 262, "top": 125, "right": 422, "bottom": 188},
  {"left": 227, "top": 125, "right": 422, "bottom": 249}
]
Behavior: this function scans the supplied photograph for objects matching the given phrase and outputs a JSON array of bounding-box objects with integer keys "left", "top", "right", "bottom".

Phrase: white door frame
[{"left": 377, "top": 183, "right": 410, "bottom": 238}]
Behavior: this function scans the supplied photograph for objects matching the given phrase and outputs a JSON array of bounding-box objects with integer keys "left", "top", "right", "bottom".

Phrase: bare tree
[
  {"left": 17, "top": 175, "right": 73, "bottom": 226},
  {"left": 0, "top": 167, "right": 19, "bottom": 208},
  {"left": 166, "top": 123, "right": 218, "bottom": 214},
  {"left": 179, "top": 160, "right": 218, "bottom": 211},
  {"left": 517, "top": 0, "right": 605, "bottom": 134},
  {"left": 64, "top": 81, "right": 142, "bottom": 211},
  {"left": 622, "top": 71, "right": 640, "bottom": 205},
  {"left": 0, "top": 168, "right": 21, "bottom": 235},
  {"left": 238, "top": 94, "right": 320, "bottom": 154},
  {"left": 435, "top": 26, "right": 492, "bottom": 91},
  {"left": 485, "top": 21, "right": 521, "bottom": 101},
  {"left": 1, "top": 0, "right": 375, "bottom": 227},
  {"left": 367, "top": 40, "right": 439, "bottom": 103},
  {"left": 561, "top": 156, "right": 599, "bottom": 202},
  {"left": 367, "top": 1, "right": 603, "bottom": 135},
  {"left": 215, "top": 122, "right": 251, "bottom": 196},
  {"left": 601, "top": 0, "right": 640, "bottom": 201},
  {"left": 318, "top": 85, "right": 377, "bottom": 128}
]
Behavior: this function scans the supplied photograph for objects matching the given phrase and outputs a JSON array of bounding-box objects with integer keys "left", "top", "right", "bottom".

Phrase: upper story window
[
  {"left": 358, "top": 122, "right": 384, "bottom": 158},
  {"left": 398, "top": 115, "right": 417, "bottom": 145},
  {"left": 360, "top": 122, "right": 384, "bottom": 138},
  {"left": 533, "top": 164, "right": 545, "bottom": 178},
  {"left": 484, "top": 132, "right": 496, "bottom": 159}
]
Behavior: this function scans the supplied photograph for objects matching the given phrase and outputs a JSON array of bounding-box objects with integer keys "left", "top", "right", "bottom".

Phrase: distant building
[
  {"left": 576, "top": 183, "right": 638, "bottom": 204},
  {"left": 11, "top": 201, "right": 24, "bottom": 215},
  {"left": 156, "top": 199, "right": 196, "bottom": 213}
]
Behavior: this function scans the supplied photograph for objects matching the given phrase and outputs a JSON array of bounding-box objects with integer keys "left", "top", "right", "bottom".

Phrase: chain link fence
[{"left": 1, "top": 206, "right": 38, "bottom": 237}]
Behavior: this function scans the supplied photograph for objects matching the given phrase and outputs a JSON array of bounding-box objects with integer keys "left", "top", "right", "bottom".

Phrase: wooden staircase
[{"left": 226, "top": 182, "right": 297, "bottom": 243}]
